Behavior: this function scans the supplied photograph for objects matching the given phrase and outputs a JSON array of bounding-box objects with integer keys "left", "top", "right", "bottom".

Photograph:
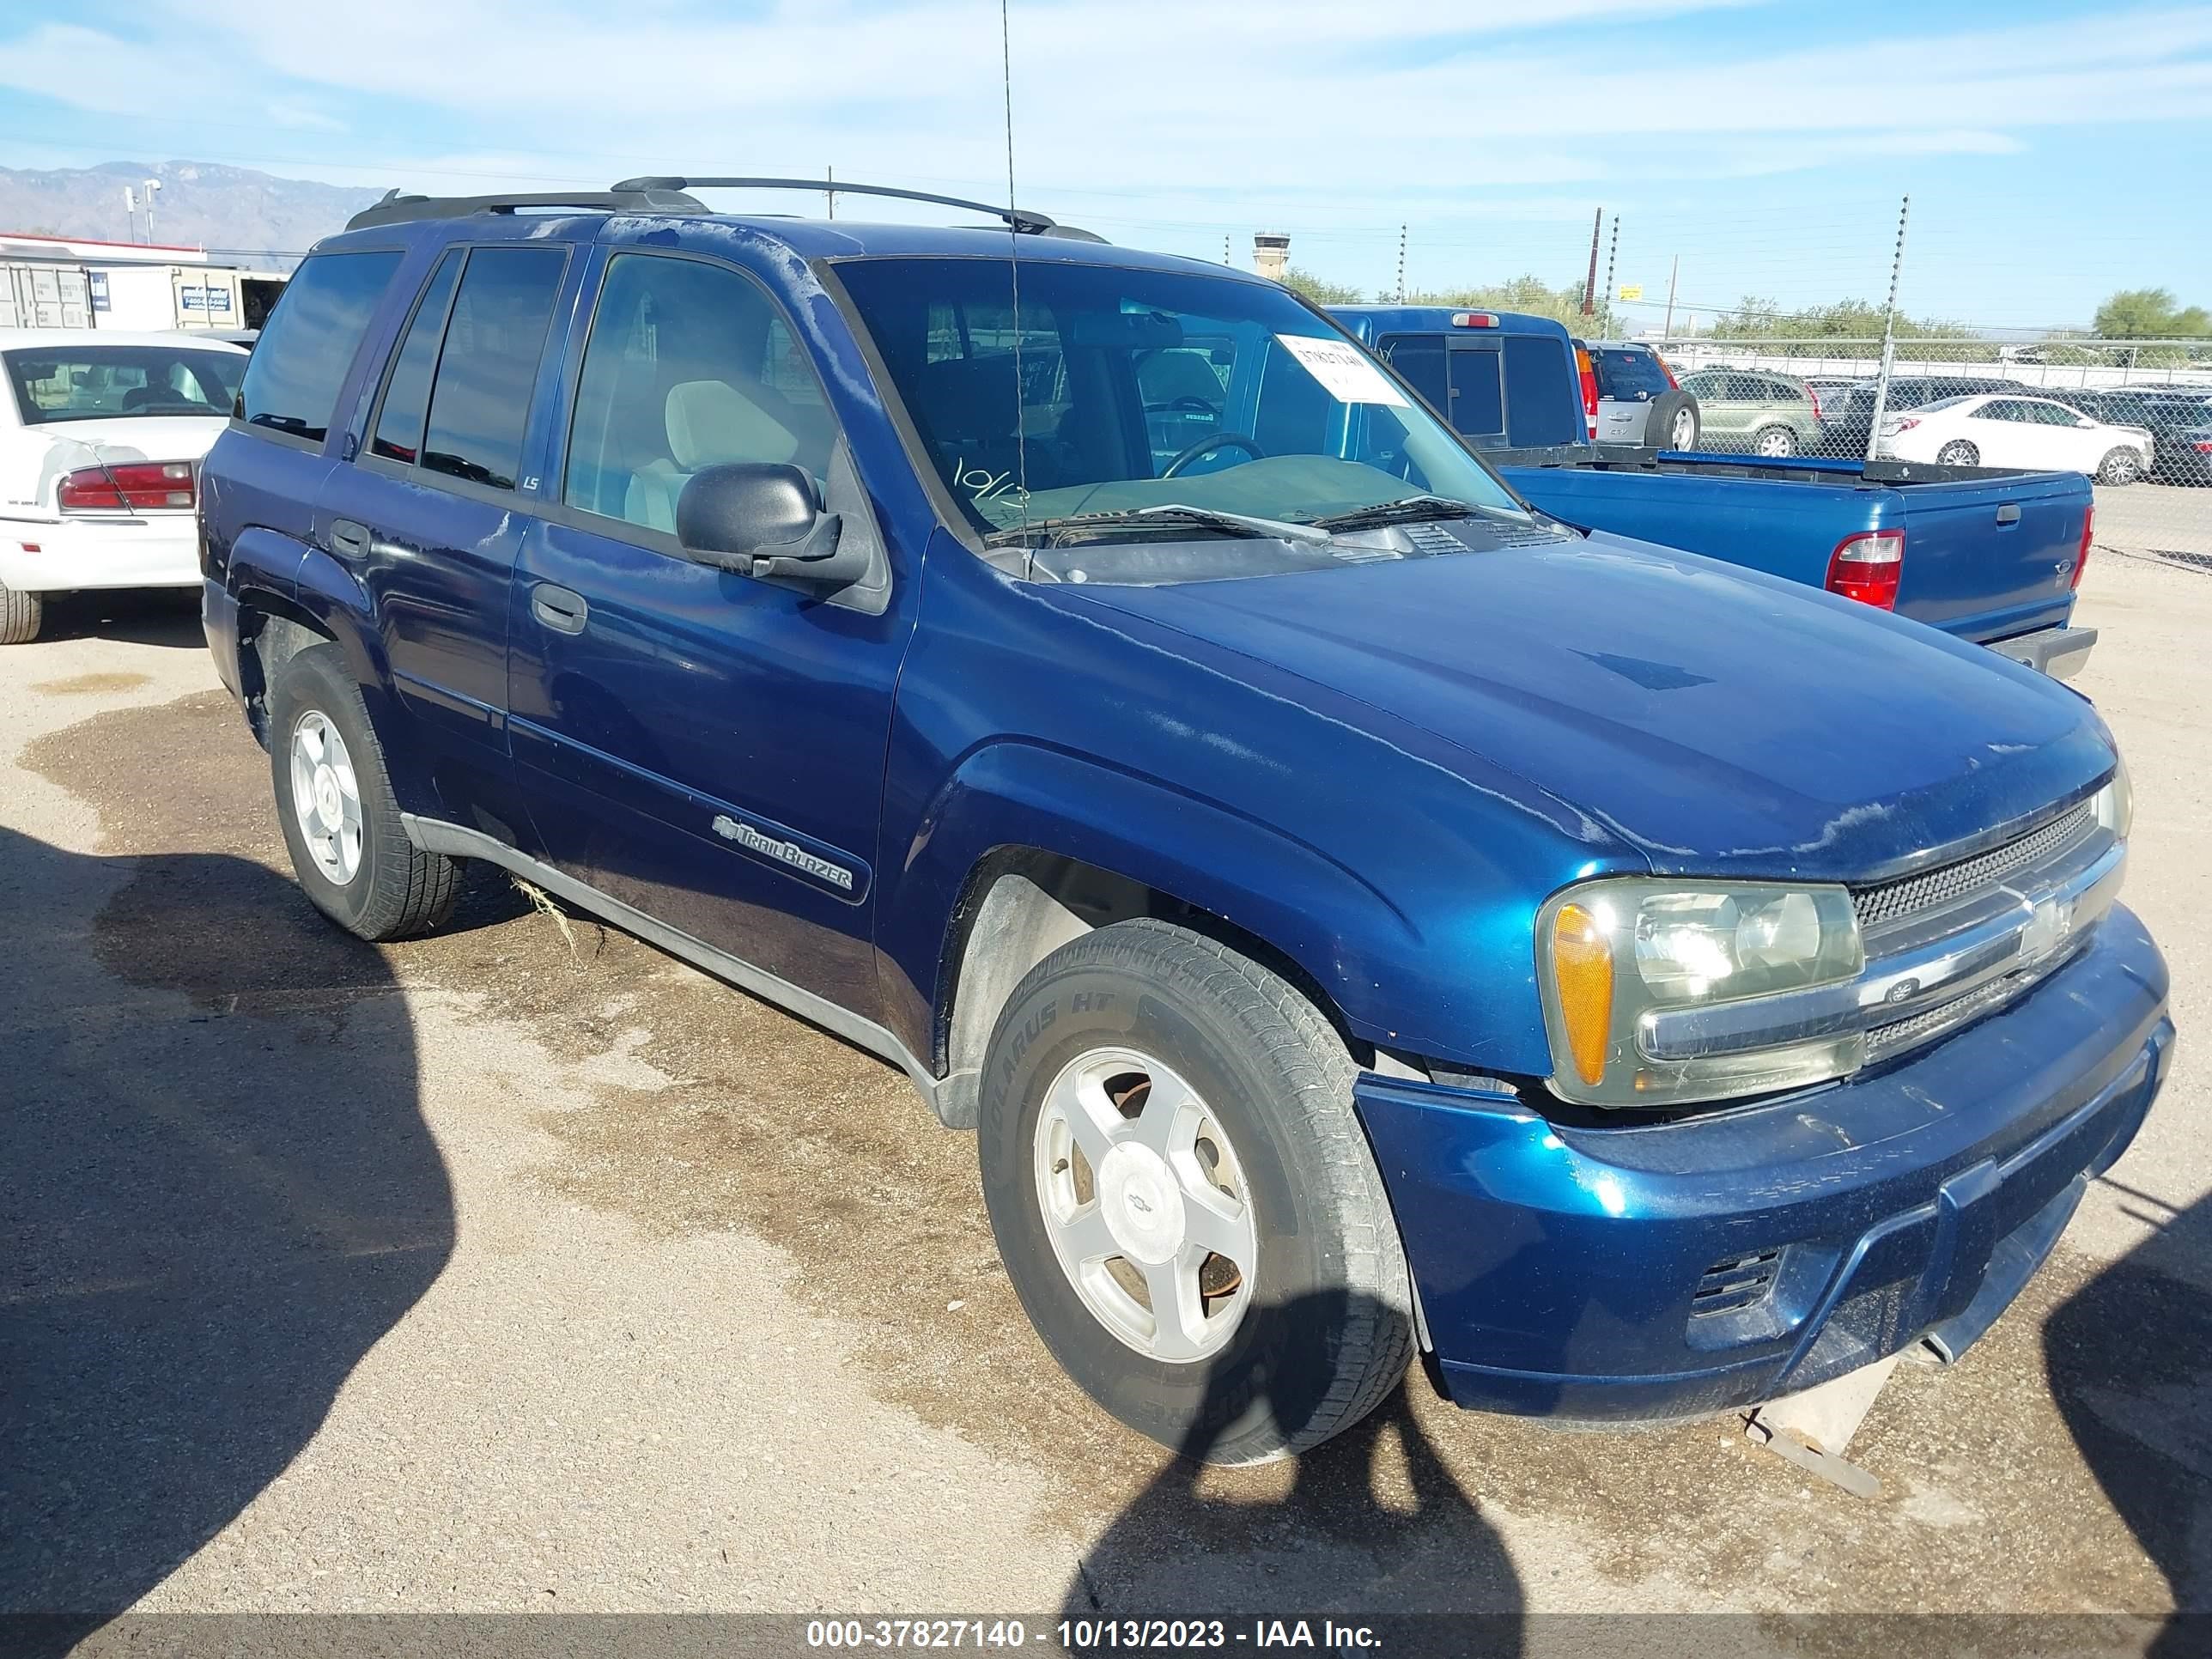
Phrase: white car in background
[
  {"left": 0, "top": 329, "right": 249, "bottom": 643},
  {"left": 1878, "top": 392, "right": 2154, "bottom": 484}
]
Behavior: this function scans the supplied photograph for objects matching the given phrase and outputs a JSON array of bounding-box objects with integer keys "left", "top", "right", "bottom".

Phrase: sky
[{"left": 0, "top": 0, "right": 2205, "bottom": 331}]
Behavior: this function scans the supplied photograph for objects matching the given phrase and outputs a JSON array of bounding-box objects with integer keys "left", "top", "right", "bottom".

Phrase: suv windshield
[
  {"left": 832, "top": 257, "right": 1524, "bottom": 543},
  {"left": 3, "top": 345, "right": 244, "bottom": 426}
]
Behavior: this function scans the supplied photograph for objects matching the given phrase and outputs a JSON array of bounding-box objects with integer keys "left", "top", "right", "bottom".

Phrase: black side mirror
[{"left": 675, "top": 462, "right": 866, "bottom": 586}]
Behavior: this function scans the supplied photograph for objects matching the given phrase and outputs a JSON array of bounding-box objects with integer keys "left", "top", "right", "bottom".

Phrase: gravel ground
[{"left": 0, "top": 558, "right": 2205, "bottom": 1654}]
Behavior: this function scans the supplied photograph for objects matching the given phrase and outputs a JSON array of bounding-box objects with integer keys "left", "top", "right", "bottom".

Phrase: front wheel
[
  {"left": 2097, "top": 448, "right": 2143, "bottom": 486},
  {"left": 1752, "top": 424, "right": 1798, "bottom": 459},
  {"left": 978, "top": 919, "right": 1414, "bottom": 1464},
  {"left": 0, "top": 579, "right": 42, "bottom": 645}
]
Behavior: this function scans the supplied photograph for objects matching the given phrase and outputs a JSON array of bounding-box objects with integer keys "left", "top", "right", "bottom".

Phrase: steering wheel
[
  {"left": 1162, "top": 431, "right": 1264, "bottom": 477},
  {"left": 1146, "top": 395, "right": 1221, "bottom": 416}
]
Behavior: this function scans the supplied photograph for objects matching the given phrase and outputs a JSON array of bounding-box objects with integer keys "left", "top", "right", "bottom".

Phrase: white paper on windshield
[{"left": 1273, "top": 334, "right": 1409, "bottom": 407}]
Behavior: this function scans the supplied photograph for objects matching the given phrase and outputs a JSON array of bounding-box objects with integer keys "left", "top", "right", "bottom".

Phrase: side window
[
  {"left": 563, "top": 253, "right": 838, "bottom": 535},
  {"left": 1502, "top": 334, "right": 1582, "bottom": 447},
  {"left": 369, "top": 249, "right": 464, "bottom": 464},
  {"left": 417, "top": 246, "right": 568, "bottom": 490},
  {"left": 1379, "top": 336, "right": 1447, "bottom": 414},
  {"left": 2027, "top": 401, "right": 2081, "bottom": 426},
  {"left": 235, "top": 250, "right": 402, "bottom": 442},
  {"left": 1978, "top": 400, "right": 2026, "bottom": 422}
]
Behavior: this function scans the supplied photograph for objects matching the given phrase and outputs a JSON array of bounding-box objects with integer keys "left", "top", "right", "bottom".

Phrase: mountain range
[{"left": 0, "top": 161, "right": 383, "bottom": 266}]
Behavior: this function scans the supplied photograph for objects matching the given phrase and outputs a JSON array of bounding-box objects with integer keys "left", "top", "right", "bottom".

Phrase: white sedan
[
  {"left": 0, "top": 329, "right": 250, "bottom": 643},
  {"left": 1877, "top": 392, "right": 2154, "bottom": 483}
]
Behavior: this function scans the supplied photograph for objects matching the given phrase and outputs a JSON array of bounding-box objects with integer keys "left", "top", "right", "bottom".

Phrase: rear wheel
[
  {"left": 978, "top": 918, "right": 1414, "bottom": 1464},
  {"left": 1936, "top": 440, "right": 1980, "bottom": 467},
  {"left": 268, "top": 643, "right": 459, "bottom": 940},
  {"left": 1753, "top": 424, "right": 1798, "bottom": 459},
  {"left": 2097, "top": 448, "right": 2142, "bottom": 486},
  {"left": 0, "top": 580, "right": 42, "bottom": 645}
]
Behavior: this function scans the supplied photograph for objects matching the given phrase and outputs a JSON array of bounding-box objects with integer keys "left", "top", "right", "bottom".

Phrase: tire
[
  {"left": 1936, "top": 441, "right": 1980, "bottom": 467},
  {"left": 1752, "top": 424, "right": 1798, "bottom": 459},
  {"left": 267, "top": 642, "right": 459, "bottom": 941},
  {"left": 2096, "top": 448, "right": 2142, "bottom": 486},
  {"left": 0, "top": 579, "right": 42, "bottom": 645},
  {"left": 978, "top": 917, "right": 1414, "bottom": 1465},
  {"left": 1647, "top": 392, "right": 1698, "bottom": 452}
]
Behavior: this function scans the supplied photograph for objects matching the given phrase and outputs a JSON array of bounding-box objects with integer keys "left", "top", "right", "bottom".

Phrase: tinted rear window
[
  {"left": 1379, "top": 336, "right": 1447, "bottom": 413},
  {"left": 236, "top": 250, "right": 402, "bottom": 442},
  {"left": 1503, "top": 333, "right": 1582, "bottom": 446},
  {"left": 1591, "top": 347, "right": 1670, "bottom": 400},
  {"left": 417, "top": 246, "right": 568, "bottom": 490}
]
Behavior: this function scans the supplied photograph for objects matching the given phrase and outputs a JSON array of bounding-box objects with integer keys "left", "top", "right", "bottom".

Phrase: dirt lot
[{"left": 1, "top": 545, "right": 2207, "bottom": 1653}]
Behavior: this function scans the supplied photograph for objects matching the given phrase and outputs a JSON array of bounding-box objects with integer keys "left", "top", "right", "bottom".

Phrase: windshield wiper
[
  {"left": 1305, "top": 495, "right": 1510, "bottom": 532},
  {"left": 983, "top": 502, "right": 1332, "bottom": 548}
]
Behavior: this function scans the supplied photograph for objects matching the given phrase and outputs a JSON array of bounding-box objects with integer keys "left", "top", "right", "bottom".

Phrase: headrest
[{"left": 664, "top": 380, "right": 799, "bottom": 471}]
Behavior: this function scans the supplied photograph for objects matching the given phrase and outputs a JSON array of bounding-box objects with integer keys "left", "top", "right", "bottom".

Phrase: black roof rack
[
  {"left": 611, "top": 175, "right": 1104, "bottom": 240},
  {"left": 344, "top": 185, "right": 707, "bottom": 232},
  {"left": 344, "top": 177, "right": 1107, "bottom": 242}
]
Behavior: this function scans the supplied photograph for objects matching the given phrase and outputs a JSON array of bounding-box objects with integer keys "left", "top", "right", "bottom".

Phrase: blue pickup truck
[
  {"left": 1331, "top": 306, "right": 2099, "bottom": 678},
  {"left": 199, "top": 181, "right": 2169, "bottom": 1462}
]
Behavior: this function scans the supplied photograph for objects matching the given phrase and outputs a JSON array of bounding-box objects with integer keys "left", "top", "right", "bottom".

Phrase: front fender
[{"left": 878, "top": 735, "right": 1517, "bottom": 1079}]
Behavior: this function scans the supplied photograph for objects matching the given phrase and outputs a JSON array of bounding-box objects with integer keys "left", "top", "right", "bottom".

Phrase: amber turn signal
[{"left": 1551, "top": 902, "right": 1614, "bottom": 1086}]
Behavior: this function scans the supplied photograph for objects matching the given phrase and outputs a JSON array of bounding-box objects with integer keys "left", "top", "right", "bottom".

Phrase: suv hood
[{"left": 1047, "top": 532, "right": 2113, "bottom": 880}]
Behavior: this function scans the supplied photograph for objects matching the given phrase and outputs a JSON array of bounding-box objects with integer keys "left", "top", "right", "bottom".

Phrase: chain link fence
[{"left": 1642, "top": 335, "right": 2212, "bottom": 572}]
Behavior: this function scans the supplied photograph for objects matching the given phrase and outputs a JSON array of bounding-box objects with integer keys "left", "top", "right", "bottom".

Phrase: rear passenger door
[
  {"left": 317, "top": 240, "right": 573, "bottom": 844},
  {"left": 507, "top": 246, "right": 911, "bottom": 1018}
]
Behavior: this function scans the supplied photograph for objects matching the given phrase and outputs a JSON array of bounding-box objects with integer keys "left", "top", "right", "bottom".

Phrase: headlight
[
  {"left": 1537, "top": 878, "right": 1866, "bottom": 1108},
  {"left": 2093, "top": 754, "right": 2131, "bottom": 842}
]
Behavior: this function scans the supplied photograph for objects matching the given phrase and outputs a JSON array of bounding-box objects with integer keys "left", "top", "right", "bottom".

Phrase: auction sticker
[{"left": 1273, "top": 334, "right": 1409, "bottom": 406}]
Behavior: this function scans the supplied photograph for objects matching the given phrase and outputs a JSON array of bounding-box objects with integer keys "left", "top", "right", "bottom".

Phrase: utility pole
[
  {"left": 1602, "top": 214, "right": 1619, "bottom": 332},
  {"left": 1863, "top": 194, "right": 1911, "bottom": 465},
  {"left": 142, "top": 177, "right": 161, "bottom": 242},
  {"left": 123, "top": 187, "right": 137, "bottom": 242},
  {"left": 1662, "top": 254, "right": 1680, "bottom": 339},
  {"left": 826, "top": 165, "right": 835, "bottom": 220},
  {"left": 1581, "top": 208, "right": 1602, "bottom": 317},
  {"left": 1223, "top": 234, "right": 1230, "bottom": 265},
  {"left": 1396, "top": 223, "right": 1407, "bottom": 303}
]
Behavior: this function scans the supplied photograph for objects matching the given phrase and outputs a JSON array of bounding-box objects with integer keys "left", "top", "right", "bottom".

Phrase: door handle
[
  {"left": 1996, "top": 503, "right": 2021, "bottom": 525},
  {"left": 330, "top": 518, "right": 371, "bottom": 556},
  {"left": 532, "top": 583, "right": 589, "bottom": 635}
]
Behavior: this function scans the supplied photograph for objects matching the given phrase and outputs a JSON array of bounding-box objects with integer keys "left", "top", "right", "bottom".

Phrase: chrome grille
[{"left": 1851, "top": 803, "right": 2096, "bottom": 932}]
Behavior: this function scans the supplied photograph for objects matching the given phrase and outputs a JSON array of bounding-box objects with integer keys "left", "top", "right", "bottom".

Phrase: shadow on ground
[
  {"left": 0, "top": 823, "right": 453, "bottom": 1654},
  {"left": 1062, "top": 1301, "right": 1522, "bottom": 1653},
  {"left": 31, "top": 590, "right": 206, "bottom": 651},
  {"left": 2049, "top": 1183, "right": 2212, "bottom": 1656}
]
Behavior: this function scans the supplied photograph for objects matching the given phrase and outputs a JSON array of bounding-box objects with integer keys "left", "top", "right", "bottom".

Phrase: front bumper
[
  {"left": 0, "top": 513, "right": 202, "bottom": 593},
  {"left": 1988, "top": 623, "right": 2097, "bottom": 680},
  {"left": 1357, "top": 904, "right": 2171, "bottom": 1424}
]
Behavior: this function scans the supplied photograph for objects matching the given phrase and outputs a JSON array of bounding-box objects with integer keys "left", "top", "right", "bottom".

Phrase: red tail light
[
  {"left": 1808, "top": 388, "right": 1824, "bottom": 422},
  {"left": 1656, "top": 354, "right": 1679, "bottom": 390},
  {"left": 1826, "top": 528, "right": 1904, "bottom": 610},
  {"left": 1574, "top": 344, "right": 1598, "bottom": 439},
  {"left": 2192, "top": 440, "right": 2212, "bottom": 453},
  {"left": 58, "top": 462, "right": 196, "bottom": 512},
  {"left": 2073, "top": 506, "right": 2093, "bottom": 592}
]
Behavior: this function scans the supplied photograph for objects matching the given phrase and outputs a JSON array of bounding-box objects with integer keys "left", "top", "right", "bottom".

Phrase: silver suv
[{"left": 1589, "top": 342, "right": 1700, "bottom": 450}]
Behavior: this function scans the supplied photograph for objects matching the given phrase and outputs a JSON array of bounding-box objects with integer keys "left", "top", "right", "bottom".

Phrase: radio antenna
[{"left": 1000, "top": 0, "right": 1032, "bottom": 545}]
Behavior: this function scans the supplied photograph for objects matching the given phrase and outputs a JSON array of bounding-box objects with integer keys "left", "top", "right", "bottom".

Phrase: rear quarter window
[{"left": 236, "top": 249, "right": 404, "bottom": 443}]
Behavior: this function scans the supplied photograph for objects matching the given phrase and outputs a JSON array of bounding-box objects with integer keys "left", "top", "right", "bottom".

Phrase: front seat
[{"left": 624, "top": 380, "right": 805, "bottom": 535}]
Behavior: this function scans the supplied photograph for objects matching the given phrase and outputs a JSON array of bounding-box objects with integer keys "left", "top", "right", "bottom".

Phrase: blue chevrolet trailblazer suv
[{"left": 198, "top": 177, "right": 2172, "bottom": 1463}]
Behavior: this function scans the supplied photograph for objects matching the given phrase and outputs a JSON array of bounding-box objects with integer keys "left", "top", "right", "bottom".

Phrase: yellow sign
[{"left": 1617, "top": 284, "right": 1644, "bottom": 301}]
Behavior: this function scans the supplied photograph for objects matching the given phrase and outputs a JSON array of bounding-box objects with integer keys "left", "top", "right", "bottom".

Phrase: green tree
[
  {"left": 1279, "top": 267, "right": 1363, "bottom": 305},
  {"left": 1403, "top": 274, "right": 1599, "bottom": 331},
  {"left": 2093, "top": 288, "right": 2211, "bottom": 339}
]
